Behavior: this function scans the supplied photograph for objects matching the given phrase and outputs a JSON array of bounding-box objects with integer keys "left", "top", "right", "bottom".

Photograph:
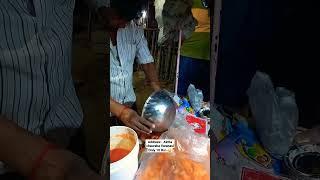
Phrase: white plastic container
[{"left": 110, "top": 126, "right": 139, "bottom": 180}]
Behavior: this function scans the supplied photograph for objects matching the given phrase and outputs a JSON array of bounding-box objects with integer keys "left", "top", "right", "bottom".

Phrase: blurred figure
[{"left": 177, "top": 0, "right": 210, "bottom": 102}]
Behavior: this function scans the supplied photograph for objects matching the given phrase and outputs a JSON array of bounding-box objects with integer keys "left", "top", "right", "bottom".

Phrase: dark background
[{"left": 215, "top": 0, "right": 320, "bottom": 128}]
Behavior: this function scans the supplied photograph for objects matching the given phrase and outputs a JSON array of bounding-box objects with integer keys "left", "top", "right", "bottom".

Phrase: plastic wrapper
[
  {"left": 247, "top": 71, "right": 299, "bottom": 158},
  {"left": 170, "top": 111, "right": 189, "bottom": 128},
  {"left": 135, "top": 113, "right": 210, "bottom": 180},
  {"left": 187, "top": 84, "right": 204, "bottom": 113},
  {"left": 214, "top": 121, "right": 282, "bottom": 179},
  {"left": 199, "top": 103, "right": 210, "bottom": 119},
  {"left": 177, "top": 97, "right": 195, "bottom": 114},
  {"left": 211, "top": 106, "right": 235, "bottom": 142}
]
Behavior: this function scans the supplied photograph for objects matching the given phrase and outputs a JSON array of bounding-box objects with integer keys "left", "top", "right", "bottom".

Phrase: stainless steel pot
[{"left": 284, "top": 144, "right": 320, "bottom": 180}]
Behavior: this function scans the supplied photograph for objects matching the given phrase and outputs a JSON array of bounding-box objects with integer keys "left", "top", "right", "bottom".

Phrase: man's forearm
[
  {"left": 0, "top": 117, "right": 102, "bottom": 180},
  {"left": 0, "top": 116, "right": 47, "bottom": 176},
  {"left": 110, "top": 98, "right": 127, "bottom": 117},
  {"left": 141, "top": 63, "right": 161, "bottom": 90}
]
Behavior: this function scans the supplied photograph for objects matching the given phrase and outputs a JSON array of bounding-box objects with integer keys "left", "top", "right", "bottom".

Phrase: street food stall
[
  {"left": 103, "top": 0, "right": 320, "bottom": 179},
  {"left": 104, "top": 0, "right": 211, "bottom": 178},
  {"left": 104, "top": 86, "right": 211, "bottom": 180}
]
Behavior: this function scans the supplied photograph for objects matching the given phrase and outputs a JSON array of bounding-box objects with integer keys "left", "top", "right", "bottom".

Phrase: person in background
[
  {"left": 107, "top": 0, "right": 160, "bottom": 134},
  {"left": 177, "top": 0, "right": 210, "bottom": 102},
  {"left": 0, "top": 0, "right": 110, "bottom": 179}
]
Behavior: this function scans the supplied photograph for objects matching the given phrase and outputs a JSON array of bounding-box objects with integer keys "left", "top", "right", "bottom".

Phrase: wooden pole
[
  {"left": 210, "top": 0, "right": 222, "bottom": 103},
  {"left": 175, "top": 30, "right": 183, "bottom": 94}
]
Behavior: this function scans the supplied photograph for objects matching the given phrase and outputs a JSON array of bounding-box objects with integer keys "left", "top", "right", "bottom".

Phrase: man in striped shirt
[
  {"left": 0, "top": 0, "right": 110, "bottom": 178},
  {"left": 108, "top": 1, "right": 161, "bottom": 134}
]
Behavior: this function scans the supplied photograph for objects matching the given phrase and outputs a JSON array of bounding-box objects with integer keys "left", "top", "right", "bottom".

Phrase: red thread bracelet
[
  {"left": 28, "top": 143, "right": 57, "bottom": 180},
  {"left": 119, "top": 105, "right": 129, "bottom": 119}
]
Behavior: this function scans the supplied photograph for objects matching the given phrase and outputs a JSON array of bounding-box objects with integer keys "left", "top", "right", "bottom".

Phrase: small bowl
[{"left": 142, "top": 90, "right": 176, "bottom": 132}]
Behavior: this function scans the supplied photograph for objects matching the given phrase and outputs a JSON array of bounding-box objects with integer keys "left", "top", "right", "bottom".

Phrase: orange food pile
[
  {"left": 110, "top": 148, "right": 131, "bottom": 163},
  {"left": 136, "top": 153, "right": 209, "bottom": 180}
]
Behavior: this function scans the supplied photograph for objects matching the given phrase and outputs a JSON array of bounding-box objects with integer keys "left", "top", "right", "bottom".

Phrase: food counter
[{"left": 105, "top": 87, "right": 211, "bottom": 180}]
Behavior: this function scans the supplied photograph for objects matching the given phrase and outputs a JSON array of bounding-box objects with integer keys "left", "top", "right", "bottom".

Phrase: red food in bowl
[{"left": 110, "top": 148, "right": 131, "bottom": 163}]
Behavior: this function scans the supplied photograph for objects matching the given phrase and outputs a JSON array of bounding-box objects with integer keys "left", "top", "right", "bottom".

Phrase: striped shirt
[
  {"left": 110, "top": 22, "right": 154, "bottom": 106},
  {"left": 0, "top": 0, "right": 109, "bottom": 136},
  {"left": 0, "top": 0, "right": 109, "bottom": 174}
]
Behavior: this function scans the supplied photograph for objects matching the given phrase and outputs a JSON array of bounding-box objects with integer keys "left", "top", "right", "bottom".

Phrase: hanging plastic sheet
[{"left": 154, "top": 0, "right": 197, "bottom": 45}]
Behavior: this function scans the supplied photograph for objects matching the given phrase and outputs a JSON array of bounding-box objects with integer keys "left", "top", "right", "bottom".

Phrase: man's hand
[
  {"left": 110, "top": 99, "right": 155, "bottom": 134},
  {"left": 119, "top": 108, "right": 155, "bottom": 134},
  {"left": 32, "top": 148, "right": 104, "bottom": 180}
]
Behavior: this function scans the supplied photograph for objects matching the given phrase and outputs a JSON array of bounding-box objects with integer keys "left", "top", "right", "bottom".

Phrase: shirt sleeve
[{"left": 135, "top": 27, "right": 154, "bottom": 64}]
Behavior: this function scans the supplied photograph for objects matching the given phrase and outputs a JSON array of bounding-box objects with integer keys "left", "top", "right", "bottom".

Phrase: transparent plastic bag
[
  {"left": 210, "top": 105, "right": 235, "bottom": 142},
  {"left": 187, "top": 84, "right": 204, "bottom": 113},
  {"left": 247, "top": 71, "right": 298, "bottom": 158},
  {"left": 170, "top": 111, "right": 190, "bottom": 129},
  {"left": 135, "top": 114, "right": 210, "bottom": 180}
]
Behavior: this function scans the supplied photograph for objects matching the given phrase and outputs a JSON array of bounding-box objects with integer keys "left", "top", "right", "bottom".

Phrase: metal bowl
[
  {"left": 142, "top": 90, "right": 176, "bottom": 132},
  {"left": 284, "top": 144, "right": 320, "bottom": 180}
]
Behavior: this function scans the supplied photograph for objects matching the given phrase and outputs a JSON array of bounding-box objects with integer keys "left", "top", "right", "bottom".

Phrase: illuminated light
[
  {"left": 155, "top": 104, "right": 166, "bottom": 114},
  {"left": 142, "top": 10, "right": 147, "bottom": 19}
]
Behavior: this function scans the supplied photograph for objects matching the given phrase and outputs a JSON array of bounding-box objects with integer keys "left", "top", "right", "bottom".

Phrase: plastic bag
[
  {"left": 135, "top": 114, "right": 210, "bottom": 180},
  {"left": 187, "top": 84, "right": 204, "bottom": 113},
  {"left": 170, "top": 111, "right": 190, "bottom": 129},
  {"left": 210, "top": 105, "right": 236, "bottom": 142},
  {"left": 154, "top": 0, "right": 197, "bottom": 44},
  {"left": 247, "top": 72, "right": 298, "bottom": 158}
]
